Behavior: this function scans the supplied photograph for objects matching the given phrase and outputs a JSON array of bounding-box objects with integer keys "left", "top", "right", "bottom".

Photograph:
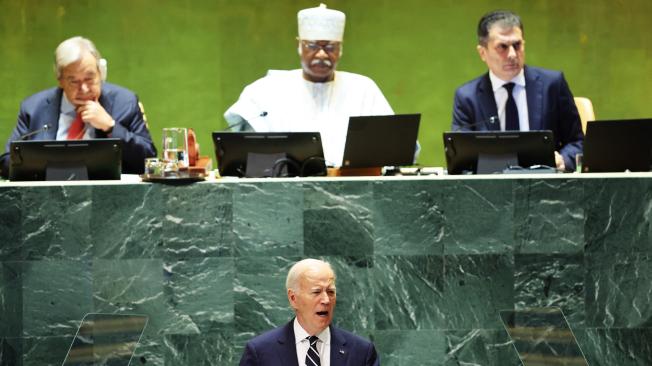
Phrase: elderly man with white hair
[
  {"left": 224, "top": 4, "right": 394, "bottom": 167},
  {"left": 1, "top": 36, "right": 156, "bottom": 176},
  {"left": 239, "top": 258, "right": 380, "bottom": 366}
]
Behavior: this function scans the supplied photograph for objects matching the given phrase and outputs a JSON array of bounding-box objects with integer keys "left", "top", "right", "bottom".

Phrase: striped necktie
[{"left": 305, "top": 335, "right": 321, "bottom": 366}]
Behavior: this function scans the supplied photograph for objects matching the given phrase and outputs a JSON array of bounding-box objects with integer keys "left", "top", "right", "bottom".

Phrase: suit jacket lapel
[
  {"left": 477, "top": 73, "right": 499, "bottom": 131},
  {"left": 277, "top": 321, "right": 299, "bottom": 366},
  {"left": 329, "top": 326, "right": 349, "bottom": 366},
  {"left": 525, "top": 66, "right": 543, "bottom": 130},
  {"left": 44, "top": 88, "right": 63, "bottom": 139}
]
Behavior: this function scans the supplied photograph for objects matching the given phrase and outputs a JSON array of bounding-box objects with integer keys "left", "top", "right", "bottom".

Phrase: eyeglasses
[
  {"left": 301, "top": 41, "right": 341, "bottom": 53},
  {"left": 63, "top": 75, "right": 100, "bottom": 89}
]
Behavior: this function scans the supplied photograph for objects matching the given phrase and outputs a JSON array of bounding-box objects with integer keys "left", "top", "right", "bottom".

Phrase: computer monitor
[
  {"left": 341, "top": 114, "right": 421, "bottom": 168},
  {"left": 9, "top": 139, "right": 122, "bottom": 181},
  {"left": 212, "top": 132, "right": 326, "bottom": 177},
  {"left": 443, "top": 131, "right": 556, "bottom": 174},
  {"left": 583, "top": 118, "right": 652, "bottom": 172}
]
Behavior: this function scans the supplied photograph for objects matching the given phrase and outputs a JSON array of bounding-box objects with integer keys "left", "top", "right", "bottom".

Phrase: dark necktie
[
  {"left": 503, "top": 82, "right": 519, "bottom": 131},
  {"left": 305, "top": 335, "right": 321, "bottom": 366}
]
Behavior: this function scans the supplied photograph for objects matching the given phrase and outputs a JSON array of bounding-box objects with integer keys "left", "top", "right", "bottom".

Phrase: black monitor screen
[
  {"left": 212, "top": 132, "right": 326, "bottom": 177},
  {"left": 443, "top": 131, "right": 556, "bottom": 174},
  {"left": 9, "top": 138, "right": 122, "bottom": 181}
]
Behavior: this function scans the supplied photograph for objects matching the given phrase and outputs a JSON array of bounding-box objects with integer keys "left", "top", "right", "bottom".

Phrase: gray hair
[
  {"left": 477, "top": 10, "right": 523, "bottom": 46},
  {"left": 54, "top": 36, "right": 104, "bottom": 79},
  {"left": 286, "top": 258, "right": 335, "bottom": 292}
]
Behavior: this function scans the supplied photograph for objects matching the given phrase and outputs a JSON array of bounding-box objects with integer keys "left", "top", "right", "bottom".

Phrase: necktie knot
[{"left": 503, "top": 82, "right": 516, "bottom": 94}]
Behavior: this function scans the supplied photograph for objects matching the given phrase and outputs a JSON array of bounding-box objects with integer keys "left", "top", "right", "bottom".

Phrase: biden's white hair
[
  {"left": 54, "top": 36, "right": 106, "bottom": 80},
  {"left": 286, "top": 258, "right": 335, "bottom": 292}
]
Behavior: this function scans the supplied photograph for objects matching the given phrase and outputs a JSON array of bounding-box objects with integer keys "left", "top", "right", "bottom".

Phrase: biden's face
[
  {"left": 288, "top": 263, "right": 336, "bottom": 335},
  {"left": 478, "top": 25, "right": 525, "bottom": 81}
]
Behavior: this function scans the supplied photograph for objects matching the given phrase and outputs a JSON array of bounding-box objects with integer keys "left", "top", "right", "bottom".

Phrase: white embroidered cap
[{"left": 298, "top": 3, "right": 345, "bottom": 41}]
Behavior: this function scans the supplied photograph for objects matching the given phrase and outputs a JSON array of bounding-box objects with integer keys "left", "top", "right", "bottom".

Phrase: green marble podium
[{"left": 1, "top": 175, "right": 651, "bottom": 365}]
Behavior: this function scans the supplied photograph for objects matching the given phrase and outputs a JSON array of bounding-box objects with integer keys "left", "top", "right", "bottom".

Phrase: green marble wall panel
[
  {"left": 304, "top": 181, "right": 374, "bottom": 256},
  {"left": 514, "top": 179, "right": 585, "bottom": 254},
  {"left": 372, "top": 180, "right": 445, "bottom": 256},
  {"left": 583, "top": 178, "right": 652, "bottom": 254},
  {"left": 373, "top": 256, "right": 446, "bottom": 330},
  {"left": 514, "top": 253, "right": 585, "bottom": 326},
  {"left": 0, "top": 337, "right": 21, "bottom": 366},
  {"left": 440, "top": 180, "right": 514, "bottom": 255},
  {"left": 443, "top": 254, "right": 514, "bottom": 329},
  {"left": 1, "top": 177, "right": 652, "bottom": 364},
  {"left": 443, "top": 329, "right": 521, "bottom": 366},
  {"left": 575, "top": 328, "right": 652, "bottom": 366},
  {"left": 234, "top": 256, "right": 295, "bottom": 344},
  {"left": 373, "top": 330, "right": 447, "bottom": 366},
  {"left": 163, "top": 257, "right": 234, "bottom": 334},
  {"left": 21, "top": 260, "right": 92, "bottom": 337},
  {"left": 585, "top": 251, "right": 652, "bottom": 328},
  {"left": 0, "top": 262, "right": 22, "bottom": 338},
  {"left": 233, "top": 182, "right": 303, "bottom": 257},
  {"left": 0, "top": 188, "right": 21, "bottom": 261},
  {"left": 326, "top": 256, "right": 376, "bottom": 335},
  {"left": 22, "top": 335, "right": 71, "bottom": 366},
  {"left": 91, "top": 184, "right": 162, "bottom": 259},
  {"left": 21, "top": 186, "right": 93, "bottom": 261}
]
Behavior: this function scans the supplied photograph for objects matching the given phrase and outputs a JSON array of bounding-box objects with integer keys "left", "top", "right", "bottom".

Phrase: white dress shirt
[
  {"left": 488, "top": 69, "right": 529, "bottom": 131},
  {"left": 224, "top": 69, "right": 394, "bottom": 166},
  {"left": 56, "top": 94, "right": 94, "bottom": 140},
  {"left": 294, "top": 318, "right": 331, "bottom": 366}
]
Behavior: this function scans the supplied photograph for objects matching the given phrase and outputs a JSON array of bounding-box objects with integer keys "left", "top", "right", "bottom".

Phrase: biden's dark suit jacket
[
  {"left": 1, "top": 82, "right": 156, "bottom": 176},
  {"left": 239, "top": 321, "right": 379, "bottom": 366},
  {"left": 452, "top": 65, "right": 584, "bottom": 171}
]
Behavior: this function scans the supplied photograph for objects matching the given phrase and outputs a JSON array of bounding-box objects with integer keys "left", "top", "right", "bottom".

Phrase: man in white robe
[{"left": 224, "top": 4, "right": 393, "bottom": 166}]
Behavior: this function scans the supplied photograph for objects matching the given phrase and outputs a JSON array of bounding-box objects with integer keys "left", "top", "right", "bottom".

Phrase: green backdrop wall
[{"left": 1, "top": 0, "right": 651, "bottom": 167}]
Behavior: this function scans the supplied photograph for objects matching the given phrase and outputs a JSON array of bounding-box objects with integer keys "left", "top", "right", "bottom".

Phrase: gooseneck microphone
[
  {"left": 19, "top": 123, "right": 51, "bottom": 140},
  {"left": 0, "top": 124, "right": 52, "bottom": 164},
  {"left": 452, "top": 116, "right": 499, "bottom": 131},
  {"left": 223, "top": 112, "right": 268, "bottom": 131}
]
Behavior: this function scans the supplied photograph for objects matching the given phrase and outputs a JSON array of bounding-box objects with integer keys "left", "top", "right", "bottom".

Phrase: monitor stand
[
  {"left": 46, "top": 161, "right": 88, "bottom": 180},
  {"left": 477, "top": 153, "right": 518, "bottom": 174}
]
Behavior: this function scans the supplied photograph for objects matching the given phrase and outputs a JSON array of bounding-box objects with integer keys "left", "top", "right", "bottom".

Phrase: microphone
[
  {"left": 222, "top": 112, "right": 268, "bottom": 131},
  {"left": 452, "top": 116, "right": 498, "bottom": 131},
  {"left": 0, "top": 124, "right": 51, "bottom": 167},
  {"left": 19, "top": 123, "right": 51, "bottom": 140}
]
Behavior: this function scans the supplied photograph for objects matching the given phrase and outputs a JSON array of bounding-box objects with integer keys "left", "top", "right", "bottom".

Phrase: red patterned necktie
[{"left": 67, "top": 113, "right": 85, "bottom": 140}]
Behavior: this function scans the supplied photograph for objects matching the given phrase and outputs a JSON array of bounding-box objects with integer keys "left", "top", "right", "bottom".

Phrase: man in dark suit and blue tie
[
  {"left": 452, "top": 10, "right": 584, "bottom": 171},
  {"left": 239, "top": 258, "right": 379, "bottom": 366}
]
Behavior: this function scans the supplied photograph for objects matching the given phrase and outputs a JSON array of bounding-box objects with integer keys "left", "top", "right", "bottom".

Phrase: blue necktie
[
  {"left": 503, "top": 82, "right": 519, "bottom": 131},
  {"left": 305, "top": 335, "right": 321, "bottom": 366}
]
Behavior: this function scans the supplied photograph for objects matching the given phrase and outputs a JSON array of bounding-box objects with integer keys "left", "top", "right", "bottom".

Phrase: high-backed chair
[{"left": 574, "top": 97, "right": 595, "bottom": 134}]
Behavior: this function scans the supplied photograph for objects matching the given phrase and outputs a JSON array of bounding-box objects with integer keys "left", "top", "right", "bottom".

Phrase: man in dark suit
[
  {"left": 452, "top": 10, "right": 583, "bottom": 172},
  {"left": 239, "top": 258, "right": 379, "bottom": 366},
  {"left": 1, "top": 36, "right": 156, "bottom": 177}
]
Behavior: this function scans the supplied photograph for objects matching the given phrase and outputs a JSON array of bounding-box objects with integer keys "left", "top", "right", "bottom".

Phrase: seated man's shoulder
[
  {"left": 21, "top": 87, "right": 60, "bottom": 107},
  {"left": 335, "top": 71, "right": 378, "bottom": 85},
  {"left": 102, "top": 82, "right": 138, "bottom": 100},
  {"left": 526, "top": 65, "right": 563, "bottom": 80}
]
